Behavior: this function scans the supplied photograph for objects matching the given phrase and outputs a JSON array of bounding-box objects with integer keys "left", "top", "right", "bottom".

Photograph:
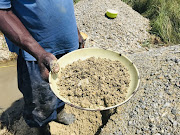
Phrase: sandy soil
[
  {"left": 0, "top": 103, "right": 103, "bottom": 135},
  {"left": 57, "top": 57, "right": 130, "bottom": 109},
  {"left": 2, "top": 0, "right": 178, "bottom": 135}
]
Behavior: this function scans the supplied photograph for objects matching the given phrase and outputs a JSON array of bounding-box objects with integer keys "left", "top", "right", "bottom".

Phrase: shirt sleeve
[{"left": 0, "top": 0, "right": 11, "bottom": 9}]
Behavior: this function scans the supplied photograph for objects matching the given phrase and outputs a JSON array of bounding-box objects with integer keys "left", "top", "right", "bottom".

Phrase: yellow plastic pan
[{"left": 49, "top": 48, "right": 140, "bottom": 111}]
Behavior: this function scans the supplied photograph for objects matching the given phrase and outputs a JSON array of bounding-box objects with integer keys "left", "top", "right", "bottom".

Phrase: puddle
[{"left": 0, "top": 61, "right": 22, "bottom": 111}]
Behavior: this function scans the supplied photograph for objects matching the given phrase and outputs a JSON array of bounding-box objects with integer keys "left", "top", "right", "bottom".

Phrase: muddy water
[{"left": 0, "top": 61, "right": 22, "bottom": 111}]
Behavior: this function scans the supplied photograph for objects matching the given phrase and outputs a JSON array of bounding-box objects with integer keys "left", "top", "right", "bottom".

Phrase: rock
[
  {"left": 155, "top": 133, "right": 161, "bottom": 135},
  {"left": 175, "top": 81, "right": 180, "bottom": 88},
  {"left": 128, "top": 121, "right": 133, "bottom": 126},
  {"left": 173, "top": 121, "right": 178, "bottom": 127},
  {"left": 163, "top": 102, "right": 171, "bottom": 108},
  {"left": 171, "top": 108, "right": 177, "bottom": 115},
  {"left": 162, "top": 112, "right": 168, "bottom": 117}
]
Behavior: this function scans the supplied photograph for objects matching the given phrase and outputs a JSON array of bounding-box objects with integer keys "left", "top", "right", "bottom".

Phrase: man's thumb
[{"left": 50, "top": 60, "right": 59, "bottom": 73}]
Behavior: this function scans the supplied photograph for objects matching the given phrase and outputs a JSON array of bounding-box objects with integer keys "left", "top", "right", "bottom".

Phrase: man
[{"left": 0, "top": 0, "right": 84, "bottom": 134}]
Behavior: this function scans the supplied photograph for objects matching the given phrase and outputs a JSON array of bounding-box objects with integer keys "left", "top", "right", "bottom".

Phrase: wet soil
[
  {"left": 57, "top": 57, "right": 130, "bottom": 109},
  {"left": 0, "top": 61, "right": 22, "bottom": 110}
]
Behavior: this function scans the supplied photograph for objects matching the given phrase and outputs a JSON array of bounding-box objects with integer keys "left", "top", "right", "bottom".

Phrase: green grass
[
  {"left": 73, "top": 0, "right": 80, "bottom": 4},
  {"left": 122, "top": 0, "right": 180, "bottom": 44}
]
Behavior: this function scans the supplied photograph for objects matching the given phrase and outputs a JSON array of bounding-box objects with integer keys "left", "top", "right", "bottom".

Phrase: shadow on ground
[{"left": 0, "top": 98, "right": 24, "bottom": 130}]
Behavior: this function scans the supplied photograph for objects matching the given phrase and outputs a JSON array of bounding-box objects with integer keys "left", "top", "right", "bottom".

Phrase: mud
[
  {"left": 57, "top": 57, "right": 130, "bottom": 109},
  {"left": 0, "top": 61, "right": 22, "bottom": 111}
]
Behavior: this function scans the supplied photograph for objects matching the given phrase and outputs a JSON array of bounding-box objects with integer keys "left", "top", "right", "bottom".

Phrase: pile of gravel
[
  {"left": 0, "top": 34, "right": 10, "bottom": 62},
  {"left": 75, "top": 3, "right": 179, "bottom": 134},
  {"left": 100, "top": 45, "right": 180, "bottom": 135},
  {"left": 0, "top": 33, "right": 16, "bottom": 62},
  {"left": 75, "top": 0, "right": 150, "bottom": 54}
]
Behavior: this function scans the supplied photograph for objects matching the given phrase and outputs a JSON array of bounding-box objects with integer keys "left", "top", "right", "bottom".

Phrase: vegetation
[
  {"left": 122, "top": 0, "right": 180, "bottom": 44},
  {"left": 73, "top": 0, "right": 80, "bottom": 4}
]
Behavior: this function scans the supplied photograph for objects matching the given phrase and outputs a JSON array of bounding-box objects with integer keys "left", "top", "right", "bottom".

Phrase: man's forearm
[
  {"left": 0, "top": 9, "right": 46, "bottom": 60},
  {"left": 0, "top": 9, "right": 59, "bottom": 81}
]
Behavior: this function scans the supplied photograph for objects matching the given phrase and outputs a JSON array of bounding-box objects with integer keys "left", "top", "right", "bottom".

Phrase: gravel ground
[
  {"left": 0, "top": 0, "right": 179, "bottom": 135},
  {"left": 0, "top": 33, "right": 16, "bottom": 62},
  {"left": 75, "top": 0, "right": 150, "bottom": 54},
  {"left": 100, "top": 45, "right": 180, "bottom": 135},
  {"left": 74, "top": 2, "right": 180, "bottom": 134},
  {"left": 0, "top": 33, "right": 11, "bottom": 62}
]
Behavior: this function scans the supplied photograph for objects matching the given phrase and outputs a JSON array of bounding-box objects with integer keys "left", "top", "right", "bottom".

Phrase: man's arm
[{"left": 0, "top": 9, "right": 59, "bottom": 81}]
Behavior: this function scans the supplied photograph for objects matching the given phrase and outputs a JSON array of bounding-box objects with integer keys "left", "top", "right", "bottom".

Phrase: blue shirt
[{"left": 0, "top": 0, "right": 79, "bottom": 61}]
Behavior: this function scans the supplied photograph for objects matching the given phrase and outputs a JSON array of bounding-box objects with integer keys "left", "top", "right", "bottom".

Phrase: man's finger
[
  {"left": 39, "top": 63, "right": 50, "bottom": 82},
  {"left": 50, "top": 60, "right": 59, "bottom": 73}
]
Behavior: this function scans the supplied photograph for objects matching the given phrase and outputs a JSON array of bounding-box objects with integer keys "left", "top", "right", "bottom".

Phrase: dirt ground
[
  {"left": 0, "top": 99, "right": 104, "bottom": 135},
  {"left": 2, "top": 0, "right": 178, "bottom": 134},
  {"left": 58, "top": 57, "right": 130, "bottom": 109},
  {"left": 0, "top": 57, "right": 126, "bottom": 135}
]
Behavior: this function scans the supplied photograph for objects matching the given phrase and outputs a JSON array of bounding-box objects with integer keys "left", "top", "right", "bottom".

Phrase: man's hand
[
  {"left": 37, "top": 52, "right": 59, "bottom": 82},
  {"left": 77, "top": 28, "right": 85, "bottom": 49}
]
